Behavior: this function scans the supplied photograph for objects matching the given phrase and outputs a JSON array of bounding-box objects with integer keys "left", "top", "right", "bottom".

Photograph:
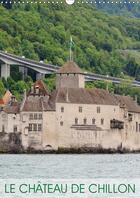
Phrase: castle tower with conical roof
[{"left": 56, "top": 61, "right": 85, "bottom": 89}]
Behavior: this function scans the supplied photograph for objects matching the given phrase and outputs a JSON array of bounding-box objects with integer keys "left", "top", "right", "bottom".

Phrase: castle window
[
  {"left": 34, "top": 114, "right": 37, "bottom": 120},
  {"left": 33, "top": 124, "right": 37, "bottom": 131},
  {"left": 92, "top": 118, "right": 95, "bottom": 124},
  {"left": 0, "top": 107, "right": 4, "bottom": 111},
  {"left": 97, "top": 106, "right": 100, "bottom": 113},
  {"left": 39, "top": 114, "right": 42, "bottom": 120},
  {"left": 110, "top": 119, "right": 124, "bottom": 130},
  {"left": 60, "top": 121, "right": 63, "bottom": 126},
  {"left": 13, "top": 116, "right": 16, "bottom": 120},
  {"left": 84, "top": 118, "right": 87, "bottom": 125},
  {"left": 38, "top": 124, "right": 42, "bottom": 131},
  {"left": 128, "top": 113, "right": 133, "bottom": 122},
  {"left": 29, "top": 114, "right": 33, "bottom": 120},
  {"left": 75, "top": 118, "right": 78, "bottom": 125},
  {"left": 29, "top": 124, "right": 32, "bottom": 131},
  {"left": 22, "top": 114, "right": 26, "bottom": 122},
  {"left": 13, "top": 125, "right": 17, "bottom": 133},
  {"left": 2, "top": 125, "right": 5, "bottom": 132},
  {"left": 61, "top": 107, "right": 64, "bottom": 113},
  {"left": 79, "top": 106, "right": 82, "bottom": 113},
  {"left": 101, "top": 118, "right": 104, "bottom": 125},
  {"left": 124, "top": 110, "right": 127, "bottom": 118},
  {"left": 136, "top": 122, "right": 138, "bottom": 132},
  {"left": 2, "top": 113, "right": 6, "bottom": 118}
]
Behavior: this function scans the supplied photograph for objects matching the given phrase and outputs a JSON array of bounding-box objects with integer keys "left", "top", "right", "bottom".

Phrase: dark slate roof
[
  {"left": 57, "top": 61, "right": 83, "bottom": 74},
  {"left": 4, "top": 102, "right": 20, "bottom": 114},
  {"left": 114, "top": 95, "right": 140, "bottom": 113}
]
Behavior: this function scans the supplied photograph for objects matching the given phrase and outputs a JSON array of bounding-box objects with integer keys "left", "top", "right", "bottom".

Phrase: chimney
[
  {"left": 135, "top": 95, "right": 138, "bottom": 103},
  {"left": 24, "top": 89, "right": 27, "bottom": 100},
  {"left": 35, "top": 85, "right": 39, "bottom": 95},
  {"left": 31, "top": 84, "right": 34, "bottom": 94},
  {"left": 11, "top": 95, "right": 16, "bottom": 103}
]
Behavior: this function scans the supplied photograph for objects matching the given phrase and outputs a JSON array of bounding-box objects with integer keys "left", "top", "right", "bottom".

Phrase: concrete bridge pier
[
  {"left": 19, "top": 66, "right": 28, "bottom": 80},
  {"left": 36, "top": 73, "right": 45, "bottom": 80},
  {"left": 1, "top": 64, "right": 10, "bottom": 79}
]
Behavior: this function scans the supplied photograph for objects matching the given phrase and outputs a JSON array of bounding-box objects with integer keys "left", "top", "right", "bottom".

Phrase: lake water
[{"left": 0, "top": 154, "right": 139, "bottom": 179}]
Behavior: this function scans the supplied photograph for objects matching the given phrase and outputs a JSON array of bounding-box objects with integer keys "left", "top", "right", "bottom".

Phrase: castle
[{"left": 1, "top": 61, "right": 140, "bottom": 152}]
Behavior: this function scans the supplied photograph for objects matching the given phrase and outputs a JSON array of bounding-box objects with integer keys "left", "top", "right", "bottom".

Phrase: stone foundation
[{"left": 0, "top": 132, "right": 23, "bottom": 153}]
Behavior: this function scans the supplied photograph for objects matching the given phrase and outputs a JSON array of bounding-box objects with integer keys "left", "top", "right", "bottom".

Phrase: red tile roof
[
  {"left": 0, "top": 99, "right": 4, "bottom": 105},
  {"left": 3, "top": 90, "right": 12, "bottom": 104}
]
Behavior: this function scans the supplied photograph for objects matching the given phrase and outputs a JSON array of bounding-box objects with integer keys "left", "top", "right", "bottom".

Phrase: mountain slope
[
  {"left": 96, "top": 0, "right": 140, "bottom": 18},
  {"left": 1, "top": 3, "right": 140, "bottom": 78}
]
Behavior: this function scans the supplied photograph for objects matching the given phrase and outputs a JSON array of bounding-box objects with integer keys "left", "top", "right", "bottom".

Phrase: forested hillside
[
  {"left": 96, "top": 0, "right": 140, "bottom": 17},
  {"left": 1, "top": 2, "right": 140, "bottom": 102},
  {"left": 1, "top": 3, "right": 140, "bottom": 77}
]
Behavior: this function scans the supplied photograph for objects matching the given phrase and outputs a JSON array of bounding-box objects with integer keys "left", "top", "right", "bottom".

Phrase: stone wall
[
  {"left": 56, "top": 74, "right": 85, "bottom": 89},
  {"left": 51, "top": 102, "right": 140, "bottom": 152},
  {"left": 0, "top": 132, "right": 23, "bottom": 153}
]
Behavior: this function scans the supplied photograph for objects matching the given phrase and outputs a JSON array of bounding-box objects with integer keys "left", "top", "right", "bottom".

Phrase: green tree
[{"left": 0, "top": 80, "right": 5, "bottom": 98}]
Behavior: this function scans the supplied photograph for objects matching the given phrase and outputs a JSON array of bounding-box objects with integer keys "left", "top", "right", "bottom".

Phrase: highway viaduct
[{"left": 0, "top": 51, "right": 140, "bottom": 87}]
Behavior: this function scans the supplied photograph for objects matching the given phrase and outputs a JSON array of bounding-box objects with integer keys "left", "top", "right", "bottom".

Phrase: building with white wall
[{"left": 1, "top": 61, "right": 140, "bottom": 152}]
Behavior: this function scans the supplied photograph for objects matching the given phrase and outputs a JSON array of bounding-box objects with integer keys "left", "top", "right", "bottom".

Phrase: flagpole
[
  {"left": 69, "top": 36, "right": 74, "bottom": 61},
  {"left": 70, "top": 36, "right": 72, "bottom": 61},
  {"left": 70, "top": 45, "right": 71, "bottom": 61}
]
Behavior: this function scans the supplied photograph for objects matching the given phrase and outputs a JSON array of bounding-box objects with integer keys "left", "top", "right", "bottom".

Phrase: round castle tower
[{"left": 56, "top": 61, "right": 85, "bottom": 89}]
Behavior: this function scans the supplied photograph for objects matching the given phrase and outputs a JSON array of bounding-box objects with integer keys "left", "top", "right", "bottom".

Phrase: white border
[{"left": 1, "top": 1, "right": 140, "bottom": 5}]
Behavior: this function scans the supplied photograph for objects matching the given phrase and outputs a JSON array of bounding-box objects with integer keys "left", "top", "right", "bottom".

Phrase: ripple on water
[{"left": 0, "top": 154, "right": 139, "bottom": 178}]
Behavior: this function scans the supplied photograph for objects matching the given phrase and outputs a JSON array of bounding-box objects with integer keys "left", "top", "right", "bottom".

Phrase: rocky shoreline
[{"left": 1, "top": 147, "right": 140, "bottom": 154}]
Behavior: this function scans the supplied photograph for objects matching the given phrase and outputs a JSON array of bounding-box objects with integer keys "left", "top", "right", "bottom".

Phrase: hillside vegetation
[
  {"left": 1, "top": 3, "right": 140, "bottom": 78},
  {"left": 96, "top": 0, "right": 140, "bottom": 17},
  {"left": 1, "top": 2, "right": 140, "bottom": 102}
]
